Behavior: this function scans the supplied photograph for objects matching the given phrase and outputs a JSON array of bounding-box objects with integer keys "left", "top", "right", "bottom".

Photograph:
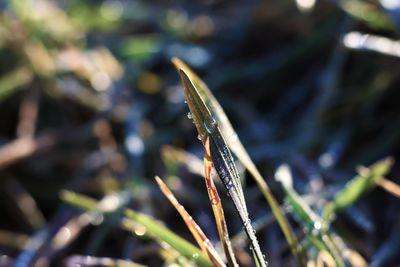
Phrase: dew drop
[
  {"left": 204, "top": 117, "right": 217, "bottom": 134},
  {"left": 243, "top": 219, "right": 251, "bottom": 227},
  {"left": 192, "top": 253, "right": 199, "bottom": 259},
  {"left": 314, "top": 221, "right": 322, "bottom": 230},
  {"left": 134, "top": 224, "right": 147, "bottom": 236},
  {"left": 197, "top": 134, "right": 202, "bottom": 141},
  {"left": 187, "top": 112, "right": 193, "bottom": 119},
  {"left": 184, "top": 100, "right": 187, "bottom": 104}
]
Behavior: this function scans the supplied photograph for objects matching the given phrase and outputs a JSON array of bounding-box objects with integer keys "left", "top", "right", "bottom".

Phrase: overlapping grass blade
[
  {"left": 155, "top": 176, "right": 226, "bottom": 267},
  {"left": 323, "top": 157, "right": 394, "bottom": 221},
  {"left": 176, "top": 68, "right": 267, "bottom": 267},
  {"left": 172, "top": 58, "right": 304, "bottom": 267},
  {"left": 61, "top": 190, "right": 213, "bottom": 267},
  {"left": 376, "top": 177, "right": 400, "bottom": 198},
  {"left": 204, "top": 141, "right": 239, "bottom": 267},
  {"left": 275, "top": 165, "right": 345, "bottom": 267}
]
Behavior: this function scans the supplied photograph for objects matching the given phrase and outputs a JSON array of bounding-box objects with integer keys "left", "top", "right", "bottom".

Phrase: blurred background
[{"left": 0, "top": 0, "right": 400, "bottom": 266}]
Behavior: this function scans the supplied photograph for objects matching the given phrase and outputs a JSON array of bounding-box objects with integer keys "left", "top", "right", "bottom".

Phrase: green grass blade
[
  {"left": 252, "top": 249, "right": 262, "bottom": 267},
  {"left": 0, "top": 67, "right": 32, "bottom": 100},
  {"left": 124, "top": 209, "right": 212, "bottom": 267},
  {"left": 324, "top": 157, "right": 394, "bottom": 220},
  {"left": 339, "top": 0, "right": 395, "bottom": 30},
  {"left": 177, "top": 69, "right": 267, "bottom": 267},
  {"left": 60, "top": 190, "right": 99, "bottom": 212},
  {"left": 172, "top": 58, "right": 304, "bottom": 267},
  {"left": 61, "top": 190, "right": 212, "bottom": 267},
  {"left": 275, "top": 165, "right": 345, "bottom": 267}
]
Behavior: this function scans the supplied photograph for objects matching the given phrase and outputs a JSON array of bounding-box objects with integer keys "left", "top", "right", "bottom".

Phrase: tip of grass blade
[
  {"left": 177, "top": 68, "right": 214, "bottom": 145},
  {"left": 171, "top": 57, "right": 183, "bottom": 70},
  {"left": 275, "top": 164, "right": 293, "bottom": 189}
]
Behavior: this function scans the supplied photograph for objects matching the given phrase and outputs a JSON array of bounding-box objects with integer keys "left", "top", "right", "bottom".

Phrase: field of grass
[{"left": 0, "top": 0, "right": 400, "bottom": 266}]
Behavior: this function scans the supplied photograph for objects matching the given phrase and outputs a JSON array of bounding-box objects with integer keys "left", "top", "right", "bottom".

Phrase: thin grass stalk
[
  {"left": 155, "top": 176, "right": 226, "bottom": 267},
  {"left": 204, "top": 139, "right": 239, "bottom": 267},
  {"left": 376, "top": 177, "right": 400, "bottom": 198}
]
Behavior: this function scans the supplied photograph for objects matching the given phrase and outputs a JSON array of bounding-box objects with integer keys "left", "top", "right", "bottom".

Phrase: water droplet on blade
[
  {"left": 187, "top": 112, "right": 192, "bottom": 119},
  {"left": 204, "top": 117, "right": 217, "bottom": 134},
  {"left": 314, "top": 221, "right": 322, "bottom": 230}
]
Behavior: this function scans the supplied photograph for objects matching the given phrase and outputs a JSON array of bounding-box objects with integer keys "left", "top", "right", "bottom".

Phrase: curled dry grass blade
[
  {"left": 204, "top": 139, "right": 239, "bottom": 267},
  {"left": 155, "top": 176, "right": 226, "bottom": 267},
  {"left": 175, "top": 68, "right": 267, "bottom": 267},
  {"left": 172, "top": 58, "right": 304, "bottom": 267},
  {"left": 61, "top": 190, "right": 213, "bottom": 267}
]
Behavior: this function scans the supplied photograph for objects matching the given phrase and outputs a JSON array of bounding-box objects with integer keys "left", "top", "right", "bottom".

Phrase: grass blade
[
  {"left": 155, "top": 176, "right": 226, "bottom": 267},
  {"left": 61, "top": 190, "right": 213, "bottom": 267},
  {"left": 0, "top": 67, "right": 33, "bottom": 100},
  {"left": 275, "top": 165, "right": 345, "bottom": 267},
  {"left": 176, "top": 68, "right": 267, "bottom": 267},
  {"left": 376, "top": 177, "right": 400, "bottom": 198},
  {"left": 173, "top": 58, "right": 246, "bottom": 206},
  {"left": 0, "top": 230, "right": 28, "bottom": 250},
  {"left": 124, "top": 209, "right": 212, "bottom": 267},
  {"left": 204, "top": 140, "right": 239, "bottom": 267},
  {"left": 323, "top": 157, "right": 394, "bottom": 220},
  {"left": 64, "top": 255, "right": 146, "bottom": 267},
  {"left": 172, "top": 58, "right": 304, "bottom": 267}
]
